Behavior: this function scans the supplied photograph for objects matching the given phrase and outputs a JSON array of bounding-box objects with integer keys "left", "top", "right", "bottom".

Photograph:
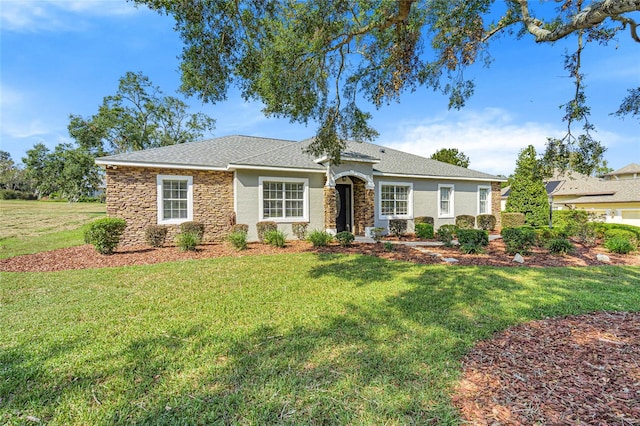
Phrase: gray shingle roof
[
  {"left": 96, "top": 135, "right": 503, "bottom": 181},
  {"left": 605, "top": 163, "right": 640, "bottom": 177}
]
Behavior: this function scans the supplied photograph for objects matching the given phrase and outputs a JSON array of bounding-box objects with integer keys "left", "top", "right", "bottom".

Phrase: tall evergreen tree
[{"left": 506, "top": 145, "right": 549, "bottom": 227}]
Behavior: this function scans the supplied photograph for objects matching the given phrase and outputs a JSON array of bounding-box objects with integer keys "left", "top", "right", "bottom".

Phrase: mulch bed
[
  {"left": 1, "top": 238, "right": 638, "bottom": 272},
  {"left": 453, "top": 311, "right": 640, "bottom": 425}
]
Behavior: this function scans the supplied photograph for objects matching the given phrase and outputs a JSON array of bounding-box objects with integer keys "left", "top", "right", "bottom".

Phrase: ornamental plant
[
  {"left": 264, "top": 229, "right": 287, "bottom": 248},
  {"left": 388, "top": 219, "right": 407, "bottom": 238},
  {"left": 292, "top": 222, "right": 309, "bottom": 240},
  {"left": 256, "top": 221, "right": 277, "bottom": 243},
  {"left": 501, "top": 226, "right": 536, "bottom": 255},
  {"left": 476, "top": 214, "right": 496, "bottom": 231},
  {"left": 335, "top": 231, "right": 355, "bottom": 247},
  {"left": 145, "top": 225, "right": 168, "bottom": 248},
  {"left": 545, "top": 237, "right": 575, "bottom": 255},
  {"left": 414, "top": 216, "right": 434, "bottom": 226},
  {"left": 415, "top": 223, "right": 434, "bottom": 239},
  {"left": 227, "top": 229, "right": 248, "bottom": 251},
  {"left": 455, "top": 215, "right": 475, "bottom": 229},
  {"left": 308, "top": 230, "right": 333, "bottom": 247},
  {"left": 180, "top": 221, "right": 205, "bottom": 241},
  {"left": 84, "top": 217, "right": 127, "bottom": 255},
  {"left": 437, "top": 224, "right": 458, "bottom": 247}
]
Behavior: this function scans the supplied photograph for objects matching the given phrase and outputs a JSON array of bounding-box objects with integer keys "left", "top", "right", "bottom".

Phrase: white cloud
[
  {"left": 0, "top": 0, "right": 140, "bottom": 33},
  {"left": 379, "top": 108, "right": 565, "bottom": 176}
]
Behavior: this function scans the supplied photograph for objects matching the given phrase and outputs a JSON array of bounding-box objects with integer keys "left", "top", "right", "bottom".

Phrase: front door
[{"left": 336, "top": 184, "right": 352, "bottom": 233}]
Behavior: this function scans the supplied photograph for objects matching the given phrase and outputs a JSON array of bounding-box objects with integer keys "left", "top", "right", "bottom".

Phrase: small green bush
[
  {"left": 256, "top": 221, "right": 277, "bottom": 243},
  {"left": 574, "top": 221, "right": 597, "bottom": 247},
  {"left": 388, "top": 219, "right": 407, "bottom": 238},
  {"left": 83, "top": 217, "right": 127, "bottom": 255},
  {"left": 455, "top": 215, "right": 475, "bottom": 229},
  {"left": 335, "top": 231, "right": 355, "bottom": 247},
  {"left": 370, "top": 227, "right": 385, "bottom": 243},
  {"left": 227, "top": 229, "right": 248, "bottom": 251},
  {"left": 535, "top": 228, "right": 568, "bottom": 247},
  {"left": 383, "top": 241, "right": 394, "bottom": 252},
  {"left": 264, "top": 229, "right": 287, "bottom": 248},
  {"left": 604, "top": 229, "right": 638, "bottom": 248},
  {"left": 180, "top": 221, "right": 205, "bottom": 240},
  {"left": 176, "top": 232, "right": 200, "bottom": 251},
  {"left": 292, "top": 222, "right": 309, "bottom": 240},
  {"left": 414, "top": 216, "right": 434, "bottom": 226},
  {"left": 593, "top": 223, "right": 640, "bottom": 240},
  {"left": 460, "top": 243, "right": 485, "bottom": 254},
  {"left": 501, "top": 226, "right": 536, "bottom": 255},
  {"left": 501, "top": 212, "right": 526, "bottom": 228},
  {"left": 476, "top": 214, "right": 496, "bottom": 231},
  {"left": 231, "top": 224, "right": 249, "bottom": 234},
  {"left": 415, "top": 223, "right": 434, "bottom": 239},
  {"left": 145, "top": 225, "right": 168, "bottom": 248},
  {"left": 437, "top": 224, "right": 458, "bottom": 247},
  {"left": 457, "top": 229, "right": 489, "bottom": 246},
  {"left": 552, "top": 210, "right": 589, "bottom": 236},
  {"left": 545, "top": 238, "right": 575, "bottom": 255},
  {"left": 605, "top": 237, "right": 635, "bottom": 254},
  {"left": 308, "top": 230, "right": 333, "bottom": 247}
]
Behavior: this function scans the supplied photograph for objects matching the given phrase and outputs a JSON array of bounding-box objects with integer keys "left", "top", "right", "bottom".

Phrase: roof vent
[{"left": 379, "top": 149, "right": 385, "bottom": 153}]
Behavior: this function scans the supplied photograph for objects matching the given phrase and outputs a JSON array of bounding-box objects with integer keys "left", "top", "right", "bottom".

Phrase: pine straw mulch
[
  {"left": 1, "top": 238, "right": 639, "bottom": 272},
  {"left": 453, "top": 311, "right": 640, "bottom": 425}
]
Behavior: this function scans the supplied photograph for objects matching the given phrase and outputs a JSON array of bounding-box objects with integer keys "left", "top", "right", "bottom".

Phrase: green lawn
[
  {"left": 2, "top": 253, "right": 639, "bottom": 425},
  {"left": 0, "top": 200, "right": 105, "bottom": 258}
]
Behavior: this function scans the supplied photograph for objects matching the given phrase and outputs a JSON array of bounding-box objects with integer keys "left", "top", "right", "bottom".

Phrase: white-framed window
[
  {"left": 157, "top": 174, "right": 193, "bottom": 224},
  {"left": 438, "top": 184, "right": 454, "bottom": 218},
  {"left": 258, "top": 177, "right": 309, "bottom": 222},
  {"left": 378, "top": 181, "right": 413, "bottom": 219},
  {"left": 478, "top": 185, "right": 491, "bottom": 215}
]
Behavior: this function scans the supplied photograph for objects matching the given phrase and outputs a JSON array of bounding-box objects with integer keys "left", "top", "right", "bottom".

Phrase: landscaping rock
[
  {"left": 512, "top": 253, "right": 525, "bottom": 264},
  {"left": 596, "top": 253, "right": 610, "bottom": 262},
  {"left": 443, "top": 257, "right": 459, "bottom": 263}
]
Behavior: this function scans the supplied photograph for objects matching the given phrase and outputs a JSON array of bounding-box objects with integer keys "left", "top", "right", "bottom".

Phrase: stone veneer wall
[
  {"left": 323, "top": 186, "right": 337, "bottom": 231},
  {"left": 105, "top": 166, "right": 234, "bottom": 246},
  {"left": 352, "top": 178, "right": 375, "bottom": 235},
  {"left": 492, "top": 181, "right": 502, "bottom": 229}
]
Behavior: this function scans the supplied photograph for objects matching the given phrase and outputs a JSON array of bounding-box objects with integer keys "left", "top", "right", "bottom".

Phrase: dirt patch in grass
[
  {"left": 453, "top": 311, "right": 640, "bottom": 425},
  {"left": 1, "top": 238, "right": 638, "bottom": 272}
]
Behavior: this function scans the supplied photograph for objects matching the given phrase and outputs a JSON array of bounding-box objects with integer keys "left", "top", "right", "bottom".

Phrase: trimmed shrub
[
  {"left": 457, "top": 229, "right": 489, "bottom": 247},
  {"left": 308, "top": 229, "right": 333, "bottom": 247},
  {"left": 415, "top": 223, "right": 434, "bottom": 239},
  {"left": 176, "top": 232, "right": 200, "bottom": 251},
  {"left": 180, "top": 221, "right": 205, "bottom": 240},
  {"left": 460, "top": 243, "right": 485, "bottom": 254},
  {"left": 292, "top": 222, "right": 309, "bottom": 240},
  {"left": 437, "top": 224, "right": 458, "bottom": 247},
  {"left": 256, "top": 221, "right": 277, "bottom": 243},
  {"left": 388, "top": 219, "right": 407, "bottom": 238},
  {"left": 546, "top": 238, "right": 575, "bottom": 255},
  {"left": 535, "top": 228, "right": 568, "bottom": 247},
  {"left": 264, "top": 229, "right": 287, "bottom": 248},
  {"left": 383, "top": 241, "right": 394, "bottom": 252},
  {"left": 501, "top": 226, "right": 536, "bottom": 255},
  {"left": 370, "top": 227, "right": 385, "bottom": 243},
  {"left": 593, "top": 223, "right": 640, "bottom": 240},
  {"left": 335, "top": 231, "right": 355, "bottom": 247},
  {"left": 414, "top": 216, "right": 434, "bottom": 226},
  {"left": 605, "top": 237, "right": 635, "bottom": 254},
  {"left": 145, "top": 225, "right": 168, "bottom": 248},
  {"left": 84, "top": 217, "right": 127, "bottom": 255},
  {"left": 231, "top": 224, "right": 249, "bottom": 234},
  {"left": 227, "top": 229, "right": 248, "bottom": 251},
  {"left": 477, "top": 214, "right": 496, "bottom": 231},
  {"left": 604, "top": 229, "right": 638, "bottom": 248},
  {"left": 501, "top": 212, "right": 526, "bottom": 228},
  {"left": 455, "top": 215, "right": 475, "bottom": 229}
]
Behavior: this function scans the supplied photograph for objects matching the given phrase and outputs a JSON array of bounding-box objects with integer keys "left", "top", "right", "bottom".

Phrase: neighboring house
[
  {"left": 96, "top": 135, "right": 505, "bottom": 244},
  {"left": 501, "top": 164, "right": 640, "bottom": 226}
]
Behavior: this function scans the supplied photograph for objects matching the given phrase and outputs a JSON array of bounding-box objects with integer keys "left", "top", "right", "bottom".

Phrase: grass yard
[
  {"left": 0, "top": 200, "right": 105, "bottom": 258},
  {"left": 2, "top": 255, "right": 639, "bottom": 425}
]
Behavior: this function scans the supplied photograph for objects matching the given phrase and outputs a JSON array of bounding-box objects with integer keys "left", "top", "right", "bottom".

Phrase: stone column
[
  {"left": 491, "top": 181, "right": 502, "bottom": 229},
  {"left": 323, "top": 186, "right": 337, "bottom": 233}
]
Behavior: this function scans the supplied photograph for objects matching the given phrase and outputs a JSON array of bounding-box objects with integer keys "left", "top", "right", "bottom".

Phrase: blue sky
[{"left": 1, "top": 1, "right": 638, "bottom": 176}]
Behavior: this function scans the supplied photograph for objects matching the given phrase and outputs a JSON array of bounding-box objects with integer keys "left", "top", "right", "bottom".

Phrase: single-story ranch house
[{"left": 96, "top": 135, "right": 505, "bottom": 244}]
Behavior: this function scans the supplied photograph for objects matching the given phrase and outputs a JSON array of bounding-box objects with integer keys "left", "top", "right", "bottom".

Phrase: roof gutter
[
  {"left": 95, "top": 159, "right": 228, "bottom": 171},
  {"left": 373, "top": 171, "right": 507, "bottom": 182}
]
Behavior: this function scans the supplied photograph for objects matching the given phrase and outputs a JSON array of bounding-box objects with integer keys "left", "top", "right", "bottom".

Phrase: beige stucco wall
[{"left": 234, "top": 169, "right": 326, "bottom": 241}]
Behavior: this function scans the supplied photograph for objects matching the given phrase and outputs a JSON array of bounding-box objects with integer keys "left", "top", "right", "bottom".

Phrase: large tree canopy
[
  {"left": 430, "top": 148, "right": 470, "bottom": 168},
  {"left": 69, "top": 71, "right": 216, "bottom": 155},
  {"left": 134, "top": 0, "right": 640, "bottom": 160}
]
